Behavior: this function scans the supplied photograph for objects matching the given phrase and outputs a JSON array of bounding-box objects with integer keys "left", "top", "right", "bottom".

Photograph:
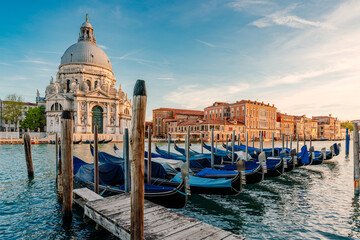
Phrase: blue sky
[{"left": 0, "top": 0, "right": 358, "bottom": 120}]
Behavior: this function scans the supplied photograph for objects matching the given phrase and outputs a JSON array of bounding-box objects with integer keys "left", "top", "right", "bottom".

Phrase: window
[
  {"left": 87, "top": 80, "right": 91, "bottom": 90},
  {"left": 51, "top": 103, "right": 63, "bottom": 111},
  {"left": 94, "top": 81, "right": 98, "bottom": 89},
  {"left": 66, "top": 80, "right": 71, "bottom": 93}
]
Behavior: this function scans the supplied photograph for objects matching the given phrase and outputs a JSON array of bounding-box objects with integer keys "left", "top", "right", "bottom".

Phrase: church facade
[{"left": 43, "top": 15, "right": 132, "bottom": 141}]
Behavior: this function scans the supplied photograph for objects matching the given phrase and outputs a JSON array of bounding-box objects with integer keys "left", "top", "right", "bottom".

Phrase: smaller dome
[{"left": 81, "top": 21, "right": 92, "bottom": 28}]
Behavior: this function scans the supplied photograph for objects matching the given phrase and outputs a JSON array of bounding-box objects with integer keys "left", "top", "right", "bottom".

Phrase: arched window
[
  {"left": 51, "top": 103, "right": 63, "bottom": 111},
  {"left": 87, "top": 80, "right": 91, "bottom": 90},
  {"left": 66, "top": 80, "right": 71, "bottom": 93},
  {"left": 94, "top": 81, "right": 98, "bottom": 89},
  {"left": 70, "top": 54, "right": 73, "bottom": 62}
]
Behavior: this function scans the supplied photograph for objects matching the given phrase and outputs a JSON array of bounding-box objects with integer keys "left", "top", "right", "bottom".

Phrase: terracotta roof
[
  {"left": 204, "top": 102, "right": 229, "bottom": 109},
  {"left": 153, "top": 108, "right": 203, "bottom": 116}
]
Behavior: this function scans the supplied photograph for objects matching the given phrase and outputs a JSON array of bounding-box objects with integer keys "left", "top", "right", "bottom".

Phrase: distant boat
[
  {"left": 73, "top": 139, "right": 82, "bottom": 144},
  {"left": 103, "top": 138, "right": 113, "bottom": 144}
]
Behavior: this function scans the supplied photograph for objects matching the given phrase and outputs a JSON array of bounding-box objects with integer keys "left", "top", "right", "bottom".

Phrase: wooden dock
[{"left": 73, "top": 188, "right": 244, "bottom": 240}]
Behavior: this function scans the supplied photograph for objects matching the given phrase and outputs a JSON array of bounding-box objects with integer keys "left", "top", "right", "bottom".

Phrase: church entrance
[{"left": 92, "top": 106, "right": 103, "bottom": 134}]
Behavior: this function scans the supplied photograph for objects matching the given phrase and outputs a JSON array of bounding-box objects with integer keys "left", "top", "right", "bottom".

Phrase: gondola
[
  {"left": 82, "top": 140, "right": 94, "bottom": 144},
  {"left": 95, "top": 146, "right": 243, "bottom": 195},
  {"left": 222, "top": 143, "right": 283, "bottom": 157},
  {"left": 103, "top": 138, "right": 113, "bottom": 144},
  {"left": 73, "top": 139, "right": 82, "bottom": 144},
  {"left": 73, "top": 155, "right": 188, "bottom": 209}
]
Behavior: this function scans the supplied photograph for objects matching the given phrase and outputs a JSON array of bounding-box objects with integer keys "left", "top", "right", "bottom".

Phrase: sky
[{"left": 0, "top": 0, "right": 359, "bottom": 121}]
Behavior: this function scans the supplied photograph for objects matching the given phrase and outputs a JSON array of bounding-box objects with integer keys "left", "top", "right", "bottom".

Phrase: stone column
[{"left": 115, "top": 103, "right": 120, "bottom": 135}]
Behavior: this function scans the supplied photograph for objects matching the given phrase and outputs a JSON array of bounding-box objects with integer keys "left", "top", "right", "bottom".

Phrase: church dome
[
  {"left": 59, "top": 14, "right": 112, "bottom": 72},
  {"left": 60, "top": 41, "right": 112, "bottom": 71}
]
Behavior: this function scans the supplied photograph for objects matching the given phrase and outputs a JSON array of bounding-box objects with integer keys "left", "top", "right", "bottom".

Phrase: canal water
[{"left": 0, "top": 141, "right": 357, "bottom": 239}]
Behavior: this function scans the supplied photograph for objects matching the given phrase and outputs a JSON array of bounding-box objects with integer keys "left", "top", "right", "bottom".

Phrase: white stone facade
[{"left": 44, "top": 16, "right": 132, "bottom": 141}]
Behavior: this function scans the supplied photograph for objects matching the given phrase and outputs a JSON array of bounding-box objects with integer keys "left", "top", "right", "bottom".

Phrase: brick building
[
  {"left": 167, "top": 118, "right": 246, "bottom": 142},
  {"left": 294, "top": 115, "right": 312, "bottom": 139},
  {"left": 276, "top": 113, "right": 294, "bottom": 138},
  {"left": 152, "top": 108, "right": 204, "bottom": 138},
  {"left": 312, "top": 115, "right": 341, "bottom": 140},
  {"left": 204, "top": 102, "right": 230, "bottom": 120}
]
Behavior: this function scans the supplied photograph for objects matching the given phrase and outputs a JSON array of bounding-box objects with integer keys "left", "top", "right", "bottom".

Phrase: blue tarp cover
[
  {"left": 75, "top": 163, "right": 124, "bottom": 186},
  {"left": 171, "top": 172, "right": 232, "bottom": 188},
  {"left": 299, "top": 145, "right": 310, "bottom": 164},
  {"left": 196, "top": 168, "right": 237, "bottom": 177},
  {"left": 116, "top": 183, "right": 175, "bottom": 193}
]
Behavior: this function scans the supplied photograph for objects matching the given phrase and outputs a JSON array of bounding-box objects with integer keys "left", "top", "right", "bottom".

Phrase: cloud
[
  {"left": 250, "top": 7, "right": 333, "bottom": 29},
  {"left": 227, "top": 0, "right": 269, "bottom": 11},
  {"left": 98, "top": 44, "right": 109, "bottom": 50},
  {"left": 156, "top": 77, "right": 175, "bottom": 81},
  {"left": 196, "top": 39, "right": 215, "bottom": 48},
  {"left": 110, "top": 50, "right": 140, "bottom": 60},
  {"left": 0, "top": 62, "right": 11, "bottom": 66},
  {"left": 18, "top": 58, "right": 57, "bottom": 66}
]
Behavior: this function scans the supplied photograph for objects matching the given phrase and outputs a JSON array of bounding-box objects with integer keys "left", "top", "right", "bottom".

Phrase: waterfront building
[
  {"left": 152, "top": 108, "right": 203, "bottom": 138},
  {"left": 276, "top": 113, "right": 295, "bottom": 139},
  {"left": 204, "top": 102, "right": 230, "bottom": 120},
  {"left": 40, "top": 15, "right": 132, "bottom": 141},
  {"left": 311, "top": 120, "right": 318, "bottom": 140},
  {"left": 167, "top": 118, "right": 245, "bottom": 142},
  {"left": 312, "top": 115, "right": 341, "bottom": 140},
  {"left": 294, "top": 115, "right": 312, "bottom": 139}
]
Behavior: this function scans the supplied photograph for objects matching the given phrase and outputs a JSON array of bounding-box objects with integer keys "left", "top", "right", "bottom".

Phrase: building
[
  {"left": 312, "top": 114, "right": 341, "bottom": 140},
  {"left": 294, "top": 115, "right": 312, "bottom": 139},
  {"left": 152, "top": 108, "right": 204, "bottom": 138},
  {"left": 311, "top": 120, "right": 318, "bottom": 140},
  {"left": 40, "top": 15, "right": 132, "bottom": 141},
  {"left": 167, "top": 118, "right": 246, "bottom": 142},
  {"left": 204, "top": 102, "right": 230, "bottom": 120},
  {"left": 0, "top": 100, "right": 37, "bottom": 132},
  {"left": 276, "top": 113, "right": 294, "bottom": 139}
]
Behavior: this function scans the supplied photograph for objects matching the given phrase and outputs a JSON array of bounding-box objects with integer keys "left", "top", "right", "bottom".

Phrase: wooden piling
[
  {"left": 282, "top": 134, "right": 284, "bottom": 149},
  {"left": 60, "top": 110, "right": 73, "bottom": 221},
  {"left": 200, "top": 132, "right": 203, "bottom": 154},
  {"left": 94, "top": 125, "right": 99, "bottom": 194},
  {"left": 147, "top": 127, "right": 152, "bottom": 184},
  {"left": 23, "top": 133, "right": 34, "bottom": 177},
  {"left": 226, "top": 134, "right": 229, "bottom": 153},
  {"left": 252, "top": 134, "right": 255, "bottom": 148},
  {"left": 167, "top": 133, "right": 171, "bottom": 157},
  {"left": 215, "top": 134, "right": 218, "bottom": 153},
  {"left": 354, "top": 122, "right": 360, "bottom": 194},
  {"left": 290, "top": 134, "right": 293, "bottom": 150},
  {"left": 346, "top": 128, "right": 350, "bottom": 158},
  {"left": 211, "top": 128, "right": 214, "bottom": 169},
  {"left": 245, "top": 132, "right": 249, "bottom": 161},
  {"left": 260, "top": 133, "right": 263, "bottom": 151},
  {"left": 55, "top": 133, "right": 59, "bottom": 186},
  {"left": 237, "top": 134, "right": 240, "bottom": 147},
  {"left": 272, "top": 133, "right": 275, "bottom": 157},
  {"left": 129, "top": 80, "right": 147, "bottom": 240},
  {"left": 123, "top": 128, "right": 130, "bottom": 193},
  {"left": 231, "top": 130, "right": 235, "bottom": 164},
  {"left": 303, "top": 134, "right": 306, "bottom": 146},
  {"left": 310, "top": 135, "right": 312, "bottom": 148},
  {"left": 186, "top": 127, "right": 191, "bottom": 169},
  {"left": 297, "top": 134, "right": 299, "bottom": 153}
]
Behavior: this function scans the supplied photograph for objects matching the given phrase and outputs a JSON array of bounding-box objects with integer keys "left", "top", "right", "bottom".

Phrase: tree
[
  {"left": 20, "top": 105, "right": 46, "bottom": 131},
  {"left": 341, "top": 121, "right": 353, "bottom": 131},
  {"left": 2, "top": 94, "right": 25, "bottom": 129}
]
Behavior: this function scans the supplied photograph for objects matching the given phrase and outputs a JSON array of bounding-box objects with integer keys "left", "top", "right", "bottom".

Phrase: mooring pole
[
  {"left": 260, "top": 133, "right": 263, "bottom": 152},
  {"left": 272, "top": 133, "right": 275, "bottom": 157},
  {"left": 215, "top": 134, "right": 218, "bottom": 153},
  {"left": 130, "top": 80, "right": 147, "bottom": 240},
  {"left": 23, "top": 132, "right": 34, "bottom": 177},
  {"left": 310, "top": 135, "right": 312, "bottom": 148},
  {"left": 211, "top": 128, "right": 214, "bottom": 169},
  {"left": 55, "top": 133, "right": 59, "bottom": 186},
  {"left": 353, "top": 122, "right": 360, "bottom": 194},
  {"left": 282, "top": 134, "right": 284, "bottom": 149},
  {"left": 124, "top": 128, "right": 130, "bottom": 193},
  {"left": 346, "top": 128, "right": 350, "bottom": 158},
  {"left": 245, "top": 132, "right": 249, "bottom": 161},
  {"left": 200, "top": 132, "right": 203, "bottom": 154},
  {"left": 226, "top": 134, "right": 229, "bottom": 153},
  {"left": 304, "top": 134, "right": 306, "bottom": 146},
  {"left": 290, "top": 134, "right": 293, "bottom": 150},
  {"left": 238, "top": 134, "right": 240, "bottom": 147},
  {"left": 286, "top": 136, "right": 289, "bottom": 149},
  {"left": 147, "top": 127, "right": 152, "bottom": 184},
  {"left": 61, "top": 110, "right": 73, "bottom": 221},
  {"left": 232, "top": 130, "right": 235, "bottom": 164},
  {"left": 252, "top": 134, "right": 255, "bottom": 148},
  {"left": 186, "top": 127, "right": 191, "bottom": 170},
  {"left": 297, "top": 134, "right": 299, "bottom": 153},
  {"left": 94, "top": 125, "right": 99, "bottom": 194},
  {"left": 167, "top": 133, "right": 171, "bottom": 158}
]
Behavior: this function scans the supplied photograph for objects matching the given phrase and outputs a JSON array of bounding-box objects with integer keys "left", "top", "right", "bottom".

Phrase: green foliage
[
  {"left": 1, "top": 94, "right": 25, "bottom": 128},
  {"left": 341, "top": 121, "right": 353, "bottom": 131},
  {"left": 20, "top": 105, "right": 46, "bottom": 131}
]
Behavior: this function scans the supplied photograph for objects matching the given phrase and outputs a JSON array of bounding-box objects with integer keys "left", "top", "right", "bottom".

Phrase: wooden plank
[
  {"left": 201, "top": 229, "right": 233, "bottom": 239},
  {"left": 73, "top": 188, "right": 103, "bottom": 202},
  {"left": 164, "top": 223, "right": 218, "bottom": 239}
]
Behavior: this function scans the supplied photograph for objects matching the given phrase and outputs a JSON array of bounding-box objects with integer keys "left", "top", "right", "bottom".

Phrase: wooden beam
[
  {"left": 61, "top": 110, "right": 73, "bottom": 221},
  {"left": 23, "top": 133, "right": 34, "bottom": 177},
  {"left": 94, "top": 125, "right": 99, "bottom": 194},
  {"left": 130, "top": 80, "right": 147, "bottom": 240}
]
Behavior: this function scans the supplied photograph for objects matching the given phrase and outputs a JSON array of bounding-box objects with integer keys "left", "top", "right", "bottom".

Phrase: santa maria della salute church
[{"left": 40, "top": 15, "right": 132, "bottom": 141}]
